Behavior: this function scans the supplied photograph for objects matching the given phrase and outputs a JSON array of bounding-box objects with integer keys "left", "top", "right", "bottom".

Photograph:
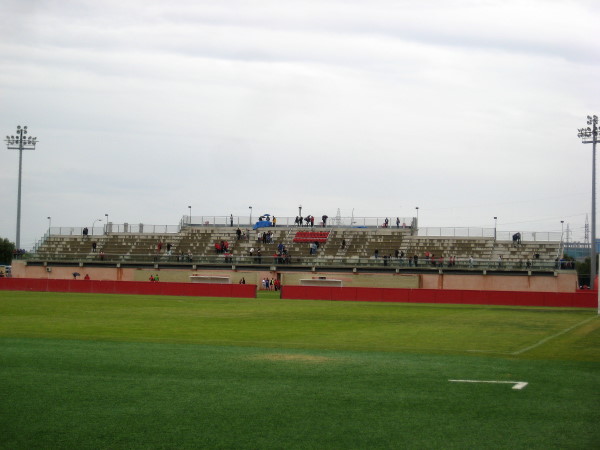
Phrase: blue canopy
[{"left": 253, "top": 220, "right": 272, "bottom": 230}]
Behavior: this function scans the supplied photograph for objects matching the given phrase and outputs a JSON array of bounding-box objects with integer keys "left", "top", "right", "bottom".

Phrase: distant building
[{"left": 564, "top": 241, "right": 600, "bottom": 260}]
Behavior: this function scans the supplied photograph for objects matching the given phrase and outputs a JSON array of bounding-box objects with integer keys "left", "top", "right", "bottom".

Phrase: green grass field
[{"left": 1, "top": 290, "right": 599, "bottom": 449}]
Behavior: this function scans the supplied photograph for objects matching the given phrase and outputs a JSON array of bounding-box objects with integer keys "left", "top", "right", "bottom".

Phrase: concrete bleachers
[{"left": 32, "top": 225, "right": 561, "bottom": 269}]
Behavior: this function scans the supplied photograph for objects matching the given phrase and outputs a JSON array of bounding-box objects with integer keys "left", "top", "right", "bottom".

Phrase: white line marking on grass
[
  {"left": 511, "top": 316, "right": 597, "bottom": 356},
  {"left": 449, "top": 380, "right": 528, "bottom": 390}
]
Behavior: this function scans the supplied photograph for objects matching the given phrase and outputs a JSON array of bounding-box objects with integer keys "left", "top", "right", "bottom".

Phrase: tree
[
  {"left": 573, "top": 257, "right": 599, "bottom": 288},
  {"left": 0, "top": 237, "right": 15, "bottom": 265}
]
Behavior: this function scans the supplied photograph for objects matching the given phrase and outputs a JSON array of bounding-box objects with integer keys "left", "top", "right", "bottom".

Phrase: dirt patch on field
[{"left": 251, "top": 353, "right": 335, "bottom": 363}]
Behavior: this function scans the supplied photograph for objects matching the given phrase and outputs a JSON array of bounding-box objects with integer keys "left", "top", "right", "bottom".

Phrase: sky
[{"left": 1, "top": 0, "right": 599, "bottom": 249}]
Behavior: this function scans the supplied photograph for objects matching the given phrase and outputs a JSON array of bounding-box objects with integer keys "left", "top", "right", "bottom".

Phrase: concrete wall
[
  {"left": 11, "top": 263, "right": 131, "bottom": 281},
  {"left": 422, "top": 272, "right": 579, "bottom": 292},
  {"left": 280, "top": 271, "right": 420, "bottom": 289},
  {"left": 131, "top": 268, "right": 278, "bottom": 287},
  {"left": 11, "top": 261, "right": 579, "bottom": 293}
]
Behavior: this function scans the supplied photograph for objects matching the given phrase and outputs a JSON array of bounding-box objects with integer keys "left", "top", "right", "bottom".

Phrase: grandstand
[{"left": 28, "top": 217, "right": 562, "bottom": 270}]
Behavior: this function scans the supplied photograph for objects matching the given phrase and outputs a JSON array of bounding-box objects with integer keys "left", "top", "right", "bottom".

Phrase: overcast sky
[{"left": 1, "top": 0, "right": 599, "bottom": 248}]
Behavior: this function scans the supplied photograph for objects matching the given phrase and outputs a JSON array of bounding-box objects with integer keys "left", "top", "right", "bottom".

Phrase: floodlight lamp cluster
[
  {"left": 578, "top": 115, "right": 598, "bottom": 143},
  {"left": 5, "top": 125, "right": 37, "bottom": 148},
  {"left": 578, "top": 127, "right": 593, "bottom": 139}
]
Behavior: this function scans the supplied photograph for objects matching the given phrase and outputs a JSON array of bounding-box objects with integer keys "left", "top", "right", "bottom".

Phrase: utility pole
[
  {"left": 5, "top": 126, "right": 38, "bottom": 249},
  {"left": 578, "top": 115, "right": 598, "bottom": 289},
  {"left": 494, "top": 216, "right": 498, "bottom": 241}
]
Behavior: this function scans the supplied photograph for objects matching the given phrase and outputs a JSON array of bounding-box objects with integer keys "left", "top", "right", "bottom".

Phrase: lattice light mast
[
  {"left": 578, "top": 115, "right": 598, "bottom": 290},
  {"left": 5, "top": 126, "right": 38, "bottom": 250}
]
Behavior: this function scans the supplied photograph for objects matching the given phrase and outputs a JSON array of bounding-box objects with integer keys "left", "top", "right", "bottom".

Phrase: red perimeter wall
[
  {"left": 281, "top": 285, "right": 596, "bottom": 308},
  {"left": 0, "top": 278, "right": 257, "bottom": 298},
  {"left": 2, "top": 279, "right": 595, "bottom": 307}
]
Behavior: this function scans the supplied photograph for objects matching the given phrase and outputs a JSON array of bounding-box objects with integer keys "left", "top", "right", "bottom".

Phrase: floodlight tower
[
  {"left": 5, "top": 126, "right": 38, "bottom": 249},
  {"left": 578, "top": 115, "right": 598, "bottom": 290}
]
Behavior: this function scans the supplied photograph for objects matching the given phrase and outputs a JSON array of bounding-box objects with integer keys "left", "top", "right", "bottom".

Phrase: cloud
[{"left": 0, "top": 0, "right": 598, "bottom": 248}]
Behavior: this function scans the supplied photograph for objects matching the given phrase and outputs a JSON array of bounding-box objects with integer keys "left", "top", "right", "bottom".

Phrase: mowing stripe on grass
[{"left": 512, "top": 316, "right": 598, "bottom": 355}]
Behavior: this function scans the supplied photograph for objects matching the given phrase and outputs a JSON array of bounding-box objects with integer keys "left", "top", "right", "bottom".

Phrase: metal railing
[
  {"left": 26, "top": 251, "right": 567, "bottom": 271},
  {"left": 40, "top": 218, "right": 561, "bottom": 246},
  {"left": 180, "top": 215, "right": 416, "bottom": 229},
  {"left": 48, "top": 224, "right": 181, "bottom": 237},
  {"left": 417, "top": 228, "right": 561, "bottom": 242}
]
